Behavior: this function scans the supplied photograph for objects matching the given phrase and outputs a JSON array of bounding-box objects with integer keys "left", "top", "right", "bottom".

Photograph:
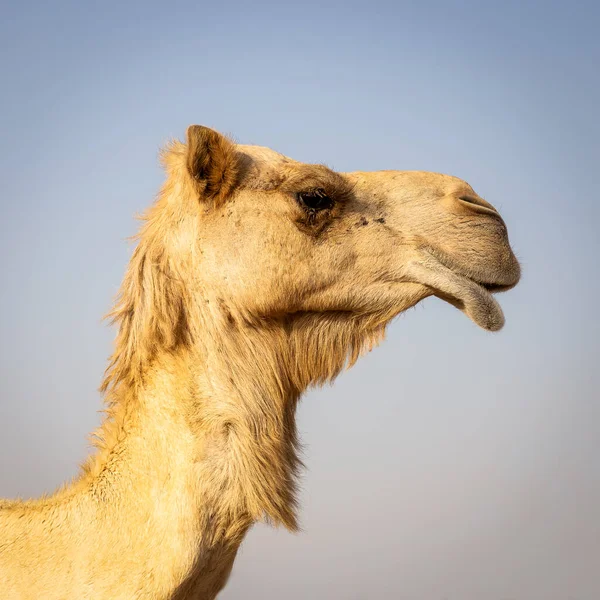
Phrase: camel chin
[{"left": 406, "top": 255, "right": 507, "bottom": 332}]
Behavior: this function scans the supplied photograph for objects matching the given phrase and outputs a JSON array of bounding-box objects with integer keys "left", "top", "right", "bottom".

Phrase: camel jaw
[{"left": 405, "top": 251, "right": 519, "bottom": 332}]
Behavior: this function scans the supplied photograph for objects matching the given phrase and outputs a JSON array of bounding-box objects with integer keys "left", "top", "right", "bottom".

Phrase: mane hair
[
  {"left": 100, "top": 219, "right": 190, "bottom": 394},
  {"left": 99, "top": 129, "right": 240, "bottom": 397},
  {"left": 78, "top": 143, "right": 197, "bottom": 465},
  {"left": 100, "top": 141, "right": 202, "bottom": 393}
]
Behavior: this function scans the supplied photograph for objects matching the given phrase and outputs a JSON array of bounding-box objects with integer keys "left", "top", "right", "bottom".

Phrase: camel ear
[{"left": 186, "top": 125, "right": 239, "bottom": 204}]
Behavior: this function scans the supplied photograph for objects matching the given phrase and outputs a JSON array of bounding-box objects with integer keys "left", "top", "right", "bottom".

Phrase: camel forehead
[
  {"left": 236, "top": 144, "right": 352, "bottom": 194},
  {"left": 237, "top": 144, "right": 295, "bottom": 168},
  {"left": 234, "top": 144, "right": 295, "bottom": 189},
  {"left": 235, "top": 145, "right": 472, "bottom": 196}
]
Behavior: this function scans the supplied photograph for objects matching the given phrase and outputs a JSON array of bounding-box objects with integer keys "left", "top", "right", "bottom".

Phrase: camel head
[
  {"left": 121, "top": 125, "right": 520, "bottom": 387},
  {"left": 0, "top": 125, "right": 522, "bottom": 600}
]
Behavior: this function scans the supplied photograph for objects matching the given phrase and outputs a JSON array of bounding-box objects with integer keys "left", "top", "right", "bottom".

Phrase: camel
[{"left": 0, "top": 125, "right": 520, "bottom": 599}]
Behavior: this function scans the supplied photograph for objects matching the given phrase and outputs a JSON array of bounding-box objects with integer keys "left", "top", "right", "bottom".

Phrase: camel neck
[{"left": 74, "top": 336, "right": 302, "bottom": 597}]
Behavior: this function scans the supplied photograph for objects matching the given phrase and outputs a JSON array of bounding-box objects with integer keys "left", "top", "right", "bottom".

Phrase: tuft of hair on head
[{"left": 186, "top": 125, "right": 240, "bottom": 206}]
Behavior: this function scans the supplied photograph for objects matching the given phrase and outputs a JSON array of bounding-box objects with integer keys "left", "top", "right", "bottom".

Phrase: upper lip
[{"left": 424, "top": 246, "right": 520, "bottom": 293}]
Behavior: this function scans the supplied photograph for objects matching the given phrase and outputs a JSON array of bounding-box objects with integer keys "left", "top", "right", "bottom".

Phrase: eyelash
[{"left": 296, "top": 188, "right": 334, "bottom": 212}]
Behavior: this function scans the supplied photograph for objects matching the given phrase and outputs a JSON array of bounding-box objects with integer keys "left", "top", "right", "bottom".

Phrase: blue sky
[{"left": 1, "top": 1, "right": 598, "bottom": 598}]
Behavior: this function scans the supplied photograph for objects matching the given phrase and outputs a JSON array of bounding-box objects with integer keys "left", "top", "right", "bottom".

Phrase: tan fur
[{"left": 0, "top": 126, "right": 520, "bottom": 599}]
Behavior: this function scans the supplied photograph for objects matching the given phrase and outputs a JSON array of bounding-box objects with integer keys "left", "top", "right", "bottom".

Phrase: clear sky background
[{"left": 1, "top": 1, "right": 598, "bottom": 598}]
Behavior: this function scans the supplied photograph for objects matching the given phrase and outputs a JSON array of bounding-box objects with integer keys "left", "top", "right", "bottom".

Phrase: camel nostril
[{"left": 458, "top": 194, "right": 499, "bottom": 216}]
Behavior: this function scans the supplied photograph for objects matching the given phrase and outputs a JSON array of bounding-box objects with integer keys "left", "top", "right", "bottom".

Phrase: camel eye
[{"left": 297, "top": 189, "right": 333, "bottom": 211}]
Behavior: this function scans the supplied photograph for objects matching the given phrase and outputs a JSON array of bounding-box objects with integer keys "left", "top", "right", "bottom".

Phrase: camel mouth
[
  {"left": 406, "top": 249, "right": 520, "bottom": 332},
  {"left": 470, "top": 264, "right": 521, "bottom": 294},
  {"left": 475, "top": 279, "right": 518, "bottom": 294},
  {"left": 431, "top": 275, "right": 506, "bottom": 332},
  {"left": 481, "top": 281, "right": 510, "bottom": 292}
]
